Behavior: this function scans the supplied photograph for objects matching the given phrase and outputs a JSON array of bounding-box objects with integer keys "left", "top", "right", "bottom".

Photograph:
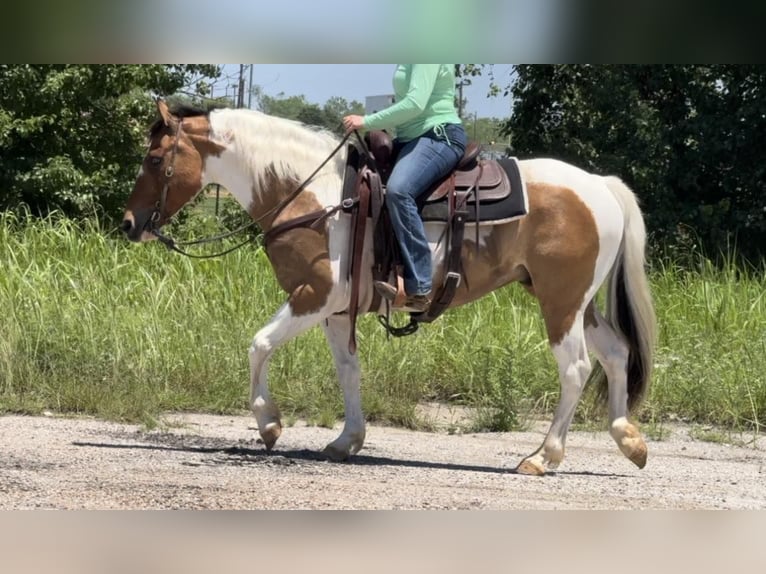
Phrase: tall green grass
[
  {"left": 648, "top": 256, "right": 765, "bottom": 433},
  {"left": 1, "top": 211, "right": 764, "bottom": 433}
]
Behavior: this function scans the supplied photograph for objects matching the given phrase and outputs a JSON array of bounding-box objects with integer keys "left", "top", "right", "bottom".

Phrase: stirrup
[{"left": 377, "top": 314, "right": 420, "bottom": 338}]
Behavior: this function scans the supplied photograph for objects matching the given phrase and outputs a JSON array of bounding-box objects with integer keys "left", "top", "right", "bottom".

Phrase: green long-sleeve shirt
[{"left": 363, "top": 64, "right": 462, "bottom": 142}]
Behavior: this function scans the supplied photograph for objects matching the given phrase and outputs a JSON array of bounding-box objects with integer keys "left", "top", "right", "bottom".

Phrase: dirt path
[{"left": 1, "top": 413, "right": 763, "bottom": 509}]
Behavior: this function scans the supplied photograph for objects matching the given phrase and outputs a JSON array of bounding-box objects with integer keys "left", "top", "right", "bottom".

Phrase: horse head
[{"left": 121, "top": 99, "right": 219, "bottom": 242}]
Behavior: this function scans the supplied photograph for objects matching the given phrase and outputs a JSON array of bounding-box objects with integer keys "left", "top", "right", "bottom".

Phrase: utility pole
[
  {"left": 237, "top": 64, "right": 245, "bottom": 108},
  {"left": 455, "top": 64, "right": 470, "bottom": 120},
  {"left": 248, "top": 65, "right": 254, "bottom": 109}
]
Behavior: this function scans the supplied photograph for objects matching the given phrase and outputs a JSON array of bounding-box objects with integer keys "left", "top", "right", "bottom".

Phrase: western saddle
[{"left": 342, "top": 130, "right": 513, "bottom": 353}]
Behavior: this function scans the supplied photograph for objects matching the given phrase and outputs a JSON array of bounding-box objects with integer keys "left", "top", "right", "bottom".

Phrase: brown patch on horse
[
  {"left": 267, "top": 228, "right": 334, "bottom": 316},
  {"left": 126, "top": 113, "right": 224, "bottom": 230},
  {"left": 154, "top": 117, "right": 225, "bottom": 216},
  {"left": 181, "top": 116, "right": 225, "bottom": 160},
  {"left": 445, "top": 219, "right": 526, "bottom": 307},
  {"left": 252, "top": 167, "right": 334, "bottom": 317},
  {"left": 448, "top": 183, "right": 599, "bottom": 346},
  {"left": 521, "top": 183, "right": 600, "bottom": 346}
]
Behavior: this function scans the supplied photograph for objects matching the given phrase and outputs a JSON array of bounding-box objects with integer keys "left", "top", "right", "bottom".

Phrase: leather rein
[{"left": 147, "top": 119, "right": 355, "bottom": 259}]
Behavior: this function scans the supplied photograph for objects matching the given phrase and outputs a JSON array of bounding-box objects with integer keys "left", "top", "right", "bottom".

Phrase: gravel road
[{"left": 1, "top": 412, "right": 763, "bottom": 509}]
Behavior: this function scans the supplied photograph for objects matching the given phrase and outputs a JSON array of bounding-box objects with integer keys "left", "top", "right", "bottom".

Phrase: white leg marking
[
  {"left": 518, "top": 315, "right": 591, "bottom": 475},
  {"left": 249, "top": 303, "right": 327, "bottom": 450},
  {"left": 585, "top": 307, "right": 648, "bottom": 468},
  {"left": 584, "top": 308, "right": 630, "bottom": 423},
  {"left": 320, "top": 315, "right": 365, "bottom": 460}
]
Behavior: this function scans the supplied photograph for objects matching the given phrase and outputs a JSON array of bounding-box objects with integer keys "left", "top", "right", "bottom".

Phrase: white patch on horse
[
  {"left": 200, "top": 152, "right": 255, "bottom": 213},
  {"left": 205, "top": 109, "right": 345, "bottom": 209}
]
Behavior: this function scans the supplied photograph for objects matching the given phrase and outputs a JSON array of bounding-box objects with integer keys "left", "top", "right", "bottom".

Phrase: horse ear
[{"left": 156, "top": 98, "right": 173, "bottom": 126}]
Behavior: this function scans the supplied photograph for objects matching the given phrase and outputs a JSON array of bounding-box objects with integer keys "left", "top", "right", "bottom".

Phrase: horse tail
[{"left": 591, "top": 176, "right": 657, "bottom": 413}]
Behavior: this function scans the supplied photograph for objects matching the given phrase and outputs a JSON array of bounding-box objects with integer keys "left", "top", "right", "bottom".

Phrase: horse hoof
[
  {"left": 516, "top": 459, "right": 546, "bottom": 476},
  {"left": 627, "top": 441, "right": 648, "bottom": 469},
  {"left": 614, "top": 422, "right": 648, "bottom": 469},
  {"left": 259, "top": 422, "right": 282, "bottom": 451},
  {"left": 322, "top": 444, "right": 350, "bottom": 462}
]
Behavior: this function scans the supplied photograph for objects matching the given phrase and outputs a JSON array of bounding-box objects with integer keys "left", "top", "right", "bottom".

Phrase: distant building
[{"left": 365, "top": 94, "right": 395, "bottom": 114}]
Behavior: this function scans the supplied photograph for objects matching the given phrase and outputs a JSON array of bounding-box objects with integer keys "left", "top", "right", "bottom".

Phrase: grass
[
  {"left": 649, "top": 257, "right": 766, "bottom": 435},
  {"left": 1, "top": 210, "right": 765, "bottom": 436}
]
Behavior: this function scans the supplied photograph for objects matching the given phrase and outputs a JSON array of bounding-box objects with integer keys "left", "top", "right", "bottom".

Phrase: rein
[
  {"left": 261, "top": 131, "right": 370, "bottom": 246},
  {"left": 151, "top": 226, "right": 258, "bottom": 259},
  {"left": 255, "top": 132, "right": 353, "bottom": 228},
  {"left": 148, "top": 123, "right": 353, "bottom": 259}
]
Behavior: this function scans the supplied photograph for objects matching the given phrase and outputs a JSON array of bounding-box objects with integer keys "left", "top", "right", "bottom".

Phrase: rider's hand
[{"left": 342, "top": 115, "right": 365, "bottom": 134}]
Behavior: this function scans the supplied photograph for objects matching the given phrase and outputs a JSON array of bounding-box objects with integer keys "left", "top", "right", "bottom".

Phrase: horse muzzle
[{"left": 121, "top": 211, "right": 159, "bottom": 243}]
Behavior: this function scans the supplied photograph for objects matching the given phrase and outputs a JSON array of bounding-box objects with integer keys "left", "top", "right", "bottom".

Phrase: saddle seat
[{"left": 364, "top": 130, "right": 510, "bottom": 205}]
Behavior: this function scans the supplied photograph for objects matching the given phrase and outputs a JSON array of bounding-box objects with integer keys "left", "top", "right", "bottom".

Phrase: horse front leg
[
  {"left": 517, "top": 315, "right": 592, "bottom": 476},
  {"left": 249, "top": 303, "right": 326, "bottom": 450},
  {"left": 320, "top": 314, "right": 365, "bottom": 461}
]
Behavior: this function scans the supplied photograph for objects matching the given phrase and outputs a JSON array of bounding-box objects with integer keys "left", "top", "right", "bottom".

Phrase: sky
[{"left": 213, "top": 65, "right": 515, "bottom": 120}]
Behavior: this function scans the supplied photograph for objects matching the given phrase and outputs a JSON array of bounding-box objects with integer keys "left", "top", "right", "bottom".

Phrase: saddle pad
[{"left": 420, "top": 158, "right": 528, "bottom": 225}]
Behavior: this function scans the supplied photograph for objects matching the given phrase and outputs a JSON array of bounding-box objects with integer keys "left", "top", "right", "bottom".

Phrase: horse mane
[
  {"left": 148, "top": 104, "right": 214, "bottom": 138},
  {"left": 207, "top": 108, "right": 345, "bottom": 196},
  {"left": 146, "top": 102, "right": 344, "bottom": 197}
]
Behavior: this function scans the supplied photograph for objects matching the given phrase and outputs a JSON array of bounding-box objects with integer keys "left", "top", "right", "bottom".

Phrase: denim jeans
[{"left": 386, "top": 123, "right": 467, "bottom": 295}]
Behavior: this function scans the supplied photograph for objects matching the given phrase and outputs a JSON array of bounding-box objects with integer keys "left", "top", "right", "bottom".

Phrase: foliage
[
  {"left": 1, "top": 211, "right": 764, "bottom": 434},
  {"left": 0, "top": 65, "right": 221, "bottom": 220},
  {"left": 253, "top": 88, "right": 364, "bottom": 135},
  {"left": 503, "top": 65, "right": 766, "bottom": 261},
  {"left": 454, "top": 64, "right": 485, "bottom": 117},
  {"left": 465, "top": 116, "right": 506, "bottom": 149}
]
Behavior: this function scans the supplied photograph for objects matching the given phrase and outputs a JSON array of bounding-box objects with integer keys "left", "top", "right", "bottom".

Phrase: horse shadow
[{"left": 72, "top": 434, "right": 630, "bottom": 478}]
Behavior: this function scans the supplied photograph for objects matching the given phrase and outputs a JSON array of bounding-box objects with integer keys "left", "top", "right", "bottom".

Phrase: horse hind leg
[
  {"left": 517, "top": 314, "right": 592, "bottom": 476},
  {"left": 320, "top": 314, "right": 365, "bottom": 461},
  {"left": 585, "top": 305, "right": 647, "bottom": 468}
]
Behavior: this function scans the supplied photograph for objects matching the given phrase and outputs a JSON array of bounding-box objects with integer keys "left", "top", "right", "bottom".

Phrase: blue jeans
[{"left": 386, "top": 123, "right": 467, "bottom": 295}]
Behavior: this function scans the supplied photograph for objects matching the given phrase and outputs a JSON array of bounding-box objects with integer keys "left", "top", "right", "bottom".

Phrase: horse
[{"left": 121, "top": 99, "right": 656, "bottom": 476}]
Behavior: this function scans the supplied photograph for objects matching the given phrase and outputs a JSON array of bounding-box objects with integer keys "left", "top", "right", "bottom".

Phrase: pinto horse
[{"left": 121, "top": 100, "right": 656, "bottom": 475}]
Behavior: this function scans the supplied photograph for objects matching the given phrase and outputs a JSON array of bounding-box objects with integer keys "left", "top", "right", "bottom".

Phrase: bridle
[
  {"left": 144, "top": 118, "right": 358, "bottom": 259},
  {"left": 143, "top": 119, "right": 261, "bottom": 259},
  {"left": 150, "top": 118, "right": 183, "bottom": 229}
]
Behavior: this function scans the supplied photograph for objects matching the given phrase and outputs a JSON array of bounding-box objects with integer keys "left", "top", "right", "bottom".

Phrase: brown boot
[
  {"left": 402, "top": 294, "right": 431, "bottom": 312},
  {"left": 374, "top": 281, "right": 430, "bottom": 312}
]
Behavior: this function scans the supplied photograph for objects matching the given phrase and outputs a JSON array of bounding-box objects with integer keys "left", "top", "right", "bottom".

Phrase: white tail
[{"left": 593, "top": 176, "right": 657, "bottom": 411}]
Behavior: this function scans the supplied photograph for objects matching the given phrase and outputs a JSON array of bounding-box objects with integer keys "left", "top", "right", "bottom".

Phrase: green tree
[
  {"left": 322, "top": 96, "right": 364, "bottom": 134},
  {"left": 465, "top": 116, "right": 504, "bottom": 148},
  {"left": 258, "top": 92, "right": 317, "bottom": 121},
  {"left": 0, "top": 64, "right": 220, "bottom": 219},
  {"left": 256, "top": 90, "right": 363, "bottom": 135},
  {"left": 504, "top": 65, "right": 766, "bottom": 260}
]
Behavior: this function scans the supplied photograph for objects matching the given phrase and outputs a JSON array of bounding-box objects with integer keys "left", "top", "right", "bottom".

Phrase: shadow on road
[{"left": 72, "top": 436, "right": 630, "bottom": 478}]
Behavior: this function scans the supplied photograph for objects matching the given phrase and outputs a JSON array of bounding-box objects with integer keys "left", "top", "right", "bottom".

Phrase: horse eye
[{"left": 150, "top": 156, "right": 163, "bottom": 167}]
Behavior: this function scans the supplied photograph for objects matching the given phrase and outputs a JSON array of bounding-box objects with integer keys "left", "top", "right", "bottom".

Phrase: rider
[{"left": 343, "top": 64, "right": 466, "bottom": 312}]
